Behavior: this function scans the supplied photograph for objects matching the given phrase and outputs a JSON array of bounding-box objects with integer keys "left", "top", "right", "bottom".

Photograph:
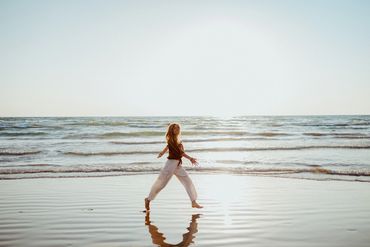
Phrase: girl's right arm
[{"left": 157, "top": 145, "right": 168, "bottom": 158}]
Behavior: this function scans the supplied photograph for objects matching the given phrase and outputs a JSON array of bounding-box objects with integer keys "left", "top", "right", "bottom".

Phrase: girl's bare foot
[
  {"left": 145, "top": 197, "right": 150, "bottom": 211},
  {"left": 192, "top": 200, "right": 203, "bottom": 208}
]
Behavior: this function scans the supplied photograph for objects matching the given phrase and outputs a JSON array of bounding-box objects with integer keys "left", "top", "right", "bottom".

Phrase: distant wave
[
  {"left": 213, "top": 159, "right": 364, "bottom": 168},
  {"left": 110, "top": 140, "right": 164, "bottom": 145},
  {"left": 333, "top": 136, "right": 370, "bottom": 139},
  {"left": 0, "top": 161, "right": 156, "bottom": 169},
  {"left": 65, "top": 121, "right": 129, "bottom": 127},
  {"left": 6, "top": 130, "right": 369, "bottom": 140},
  {"left": 0, "top": 150, "right": 42, "bottom": 156},
  {"left": 255, "top": 132, "right": 290, "bottom": 137},
  {"left": 304, "top": 132, "right": 369, "bottom": 138},
  {"left": 0, "top": 125, "right": 64, "bottom": 131},
  {"left": 63, "top": 130, "right": 292, "bottom": 139},
  {"left": 109, "top": 137, "right": 276, "bottom": 145},
  {"left": 192, "top": 145, "right": 370, "bottom": 152},
  {"left": 63, "top": 145, "right": 370, "bottom": 156},
  {"left": 0, "top": 132, "right": 48, "bottom": 137},
  {"left": 214, "top": 159, "right": 315, "bottom": 166},
  {"left": 296, "top": 122, "right": 370, "bottom": 127},
  {"left": 63, "top": 151, "right": 155, "bottom": 156},
  {"left": 63, "top": 131, "right": 164, "bottom": 139},
  {"left": 101, "top": 131, "right": 163, "bottom": 138},
  {"left": 0, "top": 163, "right": 59, "bottom": 168}
]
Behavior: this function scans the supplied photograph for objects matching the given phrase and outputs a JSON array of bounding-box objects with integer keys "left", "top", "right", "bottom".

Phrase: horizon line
[{"left": 1, "top": 113, "right": 369, "bottom": 118}]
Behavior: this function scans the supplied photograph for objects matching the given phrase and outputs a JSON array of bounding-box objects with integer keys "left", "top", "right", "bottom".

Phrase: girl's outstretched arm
[
  {"left": 157, "top": 145, "right": 168, "bottom": 158},
  {"left": 180, "top": 143, "right": 199, "bottom": 166}
]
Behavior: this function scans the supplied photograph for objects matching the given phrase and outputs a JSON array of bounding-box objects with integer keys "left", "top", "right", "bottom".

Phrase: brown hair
[{"left": 166, "top": 123, "right": 183, "bottom": 157}]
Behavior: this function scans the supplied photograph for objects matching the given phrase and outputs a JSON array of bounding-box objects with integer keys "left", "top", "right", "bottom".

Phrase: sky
[{"left": 0, "top": 0, "right": 369, "bottom": 117}]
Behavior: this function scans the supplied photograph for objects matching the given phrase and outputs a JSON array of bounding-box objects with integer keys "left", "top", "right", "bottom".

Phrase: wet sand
[{"left": 0, "top": 173, "right": 369, "bottom": 246}]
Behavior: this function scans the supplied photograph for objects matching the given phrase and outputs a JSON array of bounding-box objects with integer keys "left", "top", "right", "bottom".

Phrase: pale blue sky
[{"left": 1, "top": 0, "right": 369, "bottom": 117}]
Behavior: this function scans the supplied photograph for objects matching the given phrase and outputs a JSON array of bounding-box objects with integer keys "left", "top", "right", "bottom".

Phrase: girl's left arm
[
  {"left": 157, "top": 145, "right": 168, "bottom": 158},
  {"left": 180, "top": 143, "right": 198, "bottom": 164}
]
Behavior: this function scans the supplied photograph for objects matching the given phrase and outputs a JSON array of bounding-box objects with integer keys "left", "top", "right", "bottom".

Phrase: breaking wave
[{"left": 1, "top": 165, "right": 369, "bottom": 181}]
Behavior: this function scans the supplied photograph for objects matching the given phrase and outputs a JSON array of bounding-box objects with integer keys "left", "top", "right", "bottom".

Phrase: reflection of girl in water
[
  {"left": 145, "top": 211, "right": 201, "bottom": 247},
  {"left": 145, "top": 123, "right": 203, "bottom": 211}
]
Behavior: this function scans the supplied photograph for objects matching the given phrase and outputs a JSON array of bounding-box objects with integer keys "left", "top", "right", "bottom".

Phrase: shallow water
[
  {"left": 0, "top": 174, "right": 369, "bottom": 247},
  {"left": 0, "top": 115, "right": 369, "bottom": 181}
]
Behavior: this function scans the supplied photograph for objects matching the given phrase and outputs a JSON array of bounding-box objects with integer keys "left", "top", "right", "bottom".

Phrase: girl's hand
[
  {"left": 157, "top": 152, "right": 163, "bottom": 158},
  {"left": 190, "top": 157, "right": 199, "bottom": 166}
]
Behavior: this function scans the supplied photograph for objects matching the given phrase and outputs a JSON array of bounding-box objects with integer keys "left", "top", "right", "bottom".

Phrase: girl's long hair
[{"left": 166, "top": 123, "right": 182, "bottom": 155}]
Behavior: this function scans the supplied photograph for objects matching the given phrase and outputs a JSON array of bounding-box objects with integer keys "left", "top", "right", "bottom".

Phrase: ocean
[{"left": 0, "top": 115, "right": 369, "bottom": 182}]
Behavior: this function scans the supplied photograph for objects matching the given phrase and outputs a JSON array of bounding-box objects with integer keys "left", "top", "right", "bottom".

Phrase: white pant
[{"left": 147, "top": 159, "right": 198, "bottom": 202}]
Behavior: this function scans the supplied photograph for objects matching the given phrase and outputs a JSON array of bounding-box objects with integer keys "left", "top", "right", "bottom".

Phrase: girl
[{"left": 144, "top": 123, "right": 203, "bottom": 211}]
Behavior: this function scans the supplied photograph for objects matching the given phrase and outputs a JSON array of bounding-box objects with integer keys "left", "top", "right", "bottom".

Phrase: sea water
[{"left": 0, "top": 115, "right": 369, "bottom": 181}]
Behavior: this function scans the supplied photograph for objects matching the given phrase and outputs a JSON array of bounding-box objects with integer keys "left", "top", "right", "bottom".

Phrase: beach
[
  {"left": 1, "top": 116, "right": 370, "bottom": 246},
  {"left": 1, "top": 173, "right": 369, "bottom": 247}
]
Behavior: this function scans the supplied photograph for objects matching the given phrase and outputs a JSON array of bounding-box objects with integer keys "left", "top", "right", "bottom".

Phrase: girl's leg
[
  {"left": 147, "top": 172, "right": 171, "bottom": 201},
  {"left": 147, "top": 160, "right": 178, "bottom": 201},
  {"left": 174, "top": 166, "right": 198, "bottom": 202}
]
